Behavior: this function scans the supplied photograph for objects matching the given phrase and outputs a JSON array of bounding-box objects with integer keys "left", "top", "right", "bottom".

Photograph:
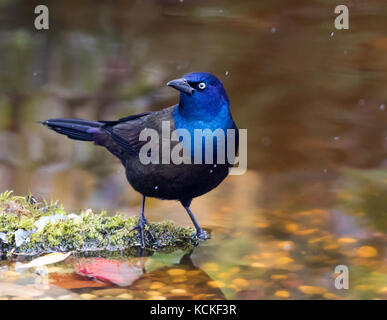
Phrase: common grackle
[{"left": 42, "top": 72, "right": 238, "bottom": 248}]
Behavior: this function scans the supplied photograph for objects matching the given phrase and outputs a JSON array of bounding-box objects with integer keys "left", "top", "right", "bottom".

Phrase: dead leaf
[
  {"left": 15, "top": 252, "right": 72, "bottom": 271},
  {"left": 75, "top": 258, "right": 143, "bottom": 287}
]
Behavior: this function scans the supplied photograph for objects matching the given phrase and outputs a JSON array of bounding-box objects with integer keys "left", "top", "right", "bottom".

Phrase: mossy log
[{"left": 0, "top": 191, "right": 201, "bottom": 257}]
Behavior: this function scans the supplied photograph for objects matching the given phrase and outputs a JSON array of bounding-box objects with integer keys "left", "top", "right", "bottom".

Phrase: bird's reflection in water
[{"left": 48, "top": 250, "right": 226, "bottom": 300}]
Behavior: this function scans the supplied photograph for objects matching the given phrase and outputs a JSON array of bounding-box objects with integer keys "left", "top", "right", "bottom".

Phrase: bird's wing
[
  {"left": 99, "top": 112, "right": 151, "bottom": 126},
  {"left": 102, "top": 106, "right": 176, "bottom": 153}
]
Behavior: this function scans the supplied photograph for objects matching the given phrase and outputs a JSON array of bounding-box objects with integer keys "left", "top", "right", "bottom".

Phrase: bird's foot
[
  {"left": 195, "top": 229, "right": 209, "bottom": 240},
  {"left": 130, "top": 217, "right": 155, "bottom": 249}
]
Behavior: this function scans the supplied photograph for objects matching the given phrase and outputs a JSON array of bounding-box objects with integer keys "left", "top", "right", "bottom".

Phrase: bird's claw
[
  {"left": 130, "top": 217, "right": 155, "bottom": 248},
  {"left": 195, "top": 229, "right": 208, "bottom": 240}
]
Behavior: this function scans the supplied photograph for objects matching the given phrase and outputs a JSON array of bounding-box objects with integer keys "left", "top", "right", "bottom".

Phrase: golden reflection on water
[{"left": 0, "top": 171, "right": 386, "bottom": 300}]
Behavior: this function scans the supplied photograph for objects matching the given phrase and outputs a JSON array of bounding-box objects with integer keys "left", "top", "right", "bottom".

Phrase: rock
[
  {"left": 0, "top": 191, "right": 197, "bottom": 255},
  {"left": 34, "top": 216, "right": 50, "bottom": 232},
  {"left": 67, "top": 214, "right": 81, "bottom": 223},
  {"left": 15, "top": 229, "right": 31, "bottom": 247},
  {"left": 0, "top": 232, "right": 7, "bottom": 243},
  {"left": 34, "top": 214, "right": 67, "bottom": 232}
]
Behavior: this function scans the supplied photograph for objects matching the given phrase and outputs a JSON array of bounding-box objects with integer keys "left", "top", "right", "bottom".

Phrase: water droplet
[
  {"left": 33, "top": 72, "right": 38, "bottom": 76},
  {"left": 179, "top": 0, "right": 184, "bottom": 3},
  {"left": 225, "top": 71, "right": 229, "bottom": 76},
  {"left": 154, "top": 186, "right": 158, "bottom": 190},
  {"left": 330, "top": 32, "right": 335, "bottom": 37},
  {"left": 343, "top": 50, "right": 348, "bottom": 55},
  {"left": 380, "top": 104, "right": 385, "bottom": 110},
  {"left": 271, "top": 27, "right": 277, "bottom": 33},
  {"left": 213, "top": 164, "right": 217, "bottom": 168},
  {"left": 210, "top": 170, "right": 213, "bottom": 173},
  {"left": 323, "top": 169, "right": 328, "bottom": 174},
  {"left": 334, "top": 136, "right": 340, "bottom": 141}
]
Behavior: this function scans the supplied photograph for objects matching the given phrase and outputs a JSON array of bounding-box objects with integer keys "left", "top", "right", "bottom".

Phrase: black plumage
[{"left": 42, "top": 72, "right": 238, "bottom": 248}]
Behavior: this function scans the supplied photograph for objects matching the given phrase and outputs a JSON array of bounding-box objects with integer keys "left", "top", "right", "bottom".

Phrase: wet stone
[
  {"left": 167, "top": 268, "right": 186, "bottom": 276},
  {"left": 150, "top": 281, "right": 165, "bottom": 290}
]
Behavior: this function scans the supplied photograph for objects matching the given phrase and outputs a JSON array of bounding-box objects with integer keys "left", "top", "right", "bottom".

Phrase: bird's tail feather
[{"left": 42, "top": 118, "right": 102, "bottom": 141}]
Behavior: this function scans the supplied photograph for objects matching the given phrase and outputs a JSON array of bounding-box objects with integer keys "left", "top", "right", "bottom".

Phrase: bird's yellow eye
[{"left": 198, "top": 82, "right": 206, "bottom": 90}]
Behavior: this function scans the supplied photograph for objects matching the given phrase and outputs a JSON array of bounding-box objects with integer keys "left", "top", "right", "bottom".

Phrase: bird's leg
[
  {"left": 130, "top": 195, "right": 155, "bottom": 248},
  {"left": 181, "top": 200, "right": 207, "bottom": 240}
]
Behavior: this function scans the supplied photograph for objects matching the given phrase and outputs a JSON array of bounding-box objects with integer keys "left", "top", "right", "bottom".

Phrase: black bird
[{"left": 42, "top": 72, "right": 238, "bottom": 248}]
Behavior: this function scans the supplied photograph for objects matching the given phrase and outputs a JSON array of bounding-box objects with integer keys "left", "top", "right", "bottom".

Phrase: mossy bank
[{"left": 0, "top": 191, "right": 202, "bottom": 257}]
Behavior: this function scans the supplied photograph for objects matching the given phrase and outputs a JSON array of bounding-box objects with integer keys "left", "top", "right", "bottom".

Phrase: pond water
[{"left": 0, "top": 0, "right": 386, "bottom": 299}]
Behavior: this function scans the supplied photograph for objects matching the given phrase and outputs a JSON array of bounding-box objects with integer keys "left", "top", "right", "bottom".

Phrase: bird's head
[{"left": 167, "top": 72, "right": 230, "bottom": 120}]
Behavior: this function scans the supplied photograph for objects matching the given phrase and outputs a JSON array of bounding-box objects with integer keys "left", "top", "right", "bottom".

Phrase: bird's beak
[{"left": 167, "top": 78, "right": 195, "bottom": 96}]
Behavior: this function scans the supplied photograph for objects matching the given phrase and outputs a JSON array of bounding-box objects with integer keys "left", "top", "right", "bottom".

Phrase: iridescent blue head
[
  {"left": 167, "top": 72, "right": 236, "bottom": 160},
  {"left": 167, "top": 72, "right": 230, "bottom": 122}
]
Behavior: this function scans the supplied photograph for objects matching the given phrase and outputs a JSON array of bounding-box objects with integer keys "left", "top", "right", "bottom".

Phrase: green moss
[{"left": 0, "top": 191, "right": 201, "bottom": 257}]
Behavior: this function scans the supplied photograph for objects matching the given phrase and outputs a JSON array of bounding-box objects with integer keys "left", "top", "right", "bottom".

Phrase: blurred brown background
[{"left": 0, "top": 0, "right": 386, "bottom": 216}]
